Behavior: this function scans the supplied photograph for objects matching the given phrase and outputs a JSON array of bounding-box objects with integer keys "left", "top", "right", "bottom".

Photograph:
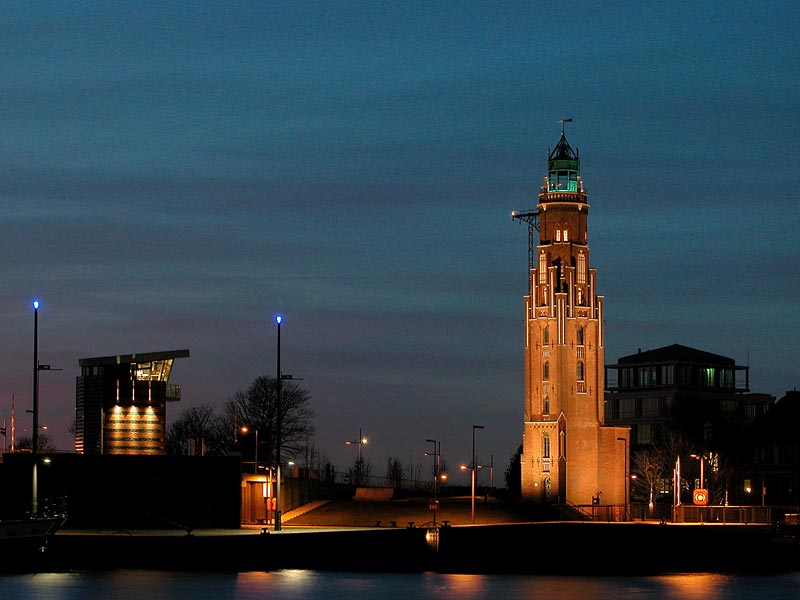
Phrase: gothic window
[
  {"left": 577, "top": 326, "right": 584, "bottom": 346},
  {"left": 543, "top": 395, "right": 550, "bottom": 415},
  {"left": 542, "top": 433, "right": 550, "bottom": 458},
  {"left": 577, "top": 252, "right": 586, "bottom": 284},
  {"left": 556, "top": 229, "right": 561, "bottom": 242},
  {"left": 563, "top": 229, "right": 568, "bottom": 242},
  {"left": 543, "top": 326, "right": 550, "bottom": 346},
  {"left": 577, "top": 361, "right": 585, "bottom": 381},
  {"left": 543, "top": 361, "right": 549, "bottom": 381},
  {"left": 539, "top": 252, "right": 547, "bottom": 284}
]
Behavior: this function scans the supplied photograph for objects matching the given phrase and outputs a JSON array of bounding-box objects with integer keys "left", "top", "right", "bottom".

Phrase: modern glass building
[{"left": 75, "top": 349, "right": 190, "bottom": 454}]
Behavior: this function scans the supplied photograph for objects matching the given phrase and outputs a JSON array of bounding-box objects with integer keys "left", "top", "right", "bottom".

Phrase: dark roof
[
  {"left": 79, "top": 349, "right": 190, "bottom": 367},
  {"left": 615, "top": 344, "right": 735, "bottom": 366},
  {"left": 744, "top": 390, "right": 800, "bottom": 442},
  {"left": 548, "top": 131, "right": 579, "bottom": 161}
]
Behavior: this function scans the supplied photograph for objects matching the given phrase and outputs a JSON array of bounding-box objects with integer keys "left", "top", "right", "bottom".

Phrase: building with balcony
[
  {"left": 604, "top": 344, "right": 750, "bottom": 451},
  {"left": 75, "top": 349, "right": 190, "bottom": 455}
]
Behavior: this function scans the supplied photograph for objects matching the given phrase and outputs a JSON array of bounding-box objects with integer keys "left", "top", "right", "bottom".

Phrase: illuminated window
[
  {"left": 548, "top": 170, "right": 578, "bottom": 192},
  {"left": 563, "top": 230, "right": 568, "bottom": 242},
  {"left": 539, "top": 252, "right": 547, "bottom": 284},
  {"left": 577, "top": 252, "right": 586, "bottom": 284},
  {"left": 703, "top": 368, "right": 715, "bottom": 387},
  {"left": 556, "top": 229, "right": 561, "bottom": 242}
]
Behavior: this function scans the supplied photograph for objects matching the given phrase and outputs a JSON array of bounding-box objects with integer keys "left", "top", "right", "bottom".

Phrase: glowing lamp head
[
  {"left": 33, "top": 299, "right": 40, "bottom": 310},
  {"left": 275, "top": 314, "right": 283, "bottom": 325}
]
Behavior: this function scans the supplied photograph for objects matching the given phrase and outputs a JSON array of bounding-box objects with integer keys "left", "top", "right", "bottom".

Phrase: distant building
[
  {"left": 736, "top": 390, "right": 800, "bottom": 506},
  {"left": 514, "top": 126, "right": 629, "bottom": 507},
  {"left": 604, "top": 344, "right": 751, "bottom": 451},
  {"left": 75, "top": 349, "right": 190, "bottom": 455}
]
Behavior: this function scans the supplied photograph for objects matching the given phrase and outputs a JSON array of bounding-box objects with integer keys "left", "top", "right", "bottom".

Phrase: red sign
[{"left": 693, "top": 489, "right": 709, "bottom": 506}]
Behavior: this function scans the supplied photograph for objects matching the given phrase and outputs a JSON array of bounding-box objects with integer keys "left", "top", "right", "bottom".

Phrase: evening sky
[{"left": 2, "top": 1, "right": 798, "bottom": 478}]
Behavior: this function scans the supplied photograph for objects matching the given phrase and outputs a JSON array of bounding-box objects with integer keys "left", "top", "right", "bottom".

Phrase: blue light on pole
[
  {"left": 32, "top": 298, "right": 40, "bottom": 516},
  {"left": 274, "top": 313, "right": 283, "bottom": 531}
]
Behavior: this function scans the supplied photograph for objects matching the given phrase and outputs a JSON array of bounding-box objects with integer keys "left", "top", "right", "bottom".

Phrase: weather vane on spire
[{"left": 558, "top": 118, "right": 573, "bottom": 134}]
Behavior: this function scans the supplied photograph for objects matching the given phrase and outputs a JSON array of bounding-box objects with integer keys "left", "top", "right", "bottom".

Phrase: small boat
[
  {"left": 1, "top": 515, "right": 64, "bottom": 544},
  {"left": 0, "top": 501, "right": 67, "bottom": 571}
]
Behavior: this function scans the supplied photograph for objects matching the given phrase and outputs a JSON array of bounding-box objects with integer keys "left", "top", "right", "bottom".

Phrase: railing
[{"left": 676, "top": 504, "right": 786, "bottom": 524}]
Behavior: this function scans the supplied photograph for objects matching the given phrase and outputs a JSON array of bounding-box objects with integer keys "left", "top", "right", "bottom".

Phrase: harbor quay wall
[{"left": 40, "top": 522, "right": 800, "bottom": 575}]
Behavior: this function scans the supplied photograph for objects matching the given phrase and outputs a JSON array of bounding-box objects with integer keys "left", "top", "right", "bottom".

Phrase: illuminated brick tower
[{"left": 513, "top": 124, "right": 629, "bottom": 509}]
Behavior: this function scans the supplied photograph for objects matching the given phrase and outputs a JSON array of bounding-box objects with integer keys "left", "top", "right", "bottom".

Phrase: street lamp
[
  {"left": 345, "top": 429, "right": 368, "bottom": 461},
  {"left": 274, "top": 313, "right": 283, "bottom": 531},
  {"left": 425, "top": 439, "right": 440, "bottom": 525},
  {"left": 471, "top": 425, "right": 484, "bottom": 524},
  {"left": 31, "top": 299, "right": 40, "bottom": 516},
  {"left": 240, "top": 426, "right": 258, "bottom": 473},
  {"left": 475, "top": 455, "right": 494, "bottom": 488},
  {"left": 617, "top": 437, "right": 628, "bottom": 521},
  {"left": 690, "top": 453, "right": 706, "bottom": 490}
]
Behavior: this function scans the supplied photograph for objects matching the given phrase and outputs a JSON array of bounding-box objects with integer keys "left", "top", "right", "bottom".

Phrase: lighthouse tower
[{"left": 513, "top": 124, "right": 629, "bottom": 511}]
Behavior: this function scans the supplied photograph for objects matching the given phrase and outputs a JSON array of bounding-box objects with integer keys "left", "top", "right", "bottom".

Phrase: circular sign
[{"left": 693, "top": 489, "right": 709, "bottom": 506}]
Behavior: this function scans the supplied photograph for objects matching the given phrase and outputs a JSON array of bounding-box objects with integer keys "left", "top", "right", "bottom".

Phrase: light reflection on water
[{"left": 4, "top": 570, "right": 800, "bottom": 600}]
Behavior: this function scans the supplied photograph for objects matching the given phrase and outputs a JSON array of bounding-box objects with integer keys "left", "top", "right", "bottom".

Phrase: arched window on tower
[
  {"left": 543, "top": 326, "right": 550, "bottom": 346},
  {"left": 555, "top": 229, "right": 561, "bottom": 242},
  {"left": 543, "top": 361, "right": 549, "bottom": 381},
  {"left": 539, "top": 252, "right": 547, "bottom": 284},
  {"left": 577, "top": 252, "right": 586, "bottom": 284},
  {"left": 577, "top": 360, "right": 585, "bottom": 393},
  {"left": 563, "top": 229, "right": 568, "bottom": 242},
  {"left": 543, "top": 395, "right": 550, "bottom": 415},
  {"left": 577, "top": 327, "right": 584, "bottom": 346},
  {"left": 542, "top": 433, "right": 550, "bottom": 458}
]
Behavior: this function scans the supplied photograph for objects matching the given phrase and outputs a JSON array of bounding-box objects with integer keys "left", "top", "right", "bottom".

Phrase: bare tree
[
  {"left": 632, "top": 447, "right": 664, "bottom": 513},
  {"left": 167, "top": 404, "right": 226, "bottom": 455},
  {"left": 16, "top": 432, "right": 56, "bottom": 452},
  {"left": 221, "top": 375, "right": 316, "bottom": 466},
  {"left": 386, "top": 457, "right": 405, "bottom": 488}
]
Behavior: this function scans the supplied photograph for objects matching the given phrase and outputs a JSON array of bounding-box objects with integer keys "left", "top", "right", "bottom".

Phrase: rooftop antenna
[{"left": 558, "top": 117, "right": 573, "bottom": 133}]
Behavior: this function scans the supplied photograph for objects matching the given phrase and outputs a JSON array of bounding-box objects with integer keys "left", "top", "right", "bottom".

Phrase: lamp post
[
  {"left": 274, "top": 314, "right": 283, "bottom": 531},
  {"left": 690, "top": 453, "right": 706, "bottom": 490},
  {"left": 240, "top": 426, "right": 258, "bottom": 473},
  {"left": 345, "top": 429, "right": 368, "bottom": 461},
  {"left": 32, "top": 300, "right": 40, "bottom": 456},
  {"left": 471, "top": 425, "right": 484, "bottom": 524},
  {"left": 425, "top": 439, "right": 440, "bottom": 525},
  {"left": 345, "top": 429, "right": 368, "bottom": 486},
  {"left": 31, "top": 299, "right": 40, "bottom": 516},
  {"left": 617, "top": 437, "right": 628, "bottom": 521}
]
